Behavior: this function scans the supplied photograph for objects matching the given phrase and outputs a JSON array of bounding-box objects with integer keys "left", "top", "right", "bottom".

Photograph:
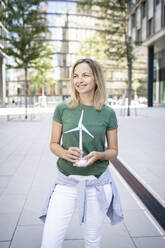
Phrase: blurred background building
[
  {"left": 3, "top": 0, "right": 165, "bottom": 107},
  {"left": 42, "top": 0, "right": 147, "bottom": 106},
  {"left": 128, "top": 0, "right": 165, "bottom": 106},
  {"left": 0, "top": 1, "right": 7, "bottom": 107}
]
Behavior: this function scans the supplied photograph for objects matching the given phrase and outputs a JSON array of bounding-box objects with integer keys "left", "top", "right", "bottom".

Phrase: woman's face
[{"left": 73, "top": 62, "right": 96, "bottom": 95}]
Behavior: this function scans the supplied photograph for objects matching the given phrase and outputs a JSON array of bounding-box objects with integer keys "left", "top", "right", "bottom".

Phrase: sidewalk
[
  {"left": 0, "top": 106, "right": 165, "bottom": 248},
  {"left": 116, "top": 106, "right": 165, "bottom": 206}
]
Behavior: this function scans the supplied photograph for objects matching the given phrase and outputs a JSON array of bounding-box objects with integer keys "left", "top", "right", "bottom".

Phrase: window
[
  {"left": 148, "top": 18, "right": 153, "bottom": 36},
  {"left": 141, "top": 1, "right": 146, "bottom": 18},
  {"left": 162, "top": 3, "right": 165, "bottom": 26},
  {"left": 164, "top": 4, "right": 165, "bottom": 26},
  {"left": 155, "top": 0, "right": 160, "bottom": 5},
  {"left": 132, "top": 14, "right": 136, "bottom": 28},
  {"left": 0, "top": 26, "right": 3, "bottom": 47},
  {"left": 137, "top": 28, "right": 142, "bottom": 42}
]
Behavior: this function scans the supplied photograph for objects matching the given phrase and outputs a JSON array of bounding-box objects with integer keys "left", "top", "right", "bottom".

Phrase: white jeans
[{"left": 41, "top": 177, "right": 112, "bottom": 248}]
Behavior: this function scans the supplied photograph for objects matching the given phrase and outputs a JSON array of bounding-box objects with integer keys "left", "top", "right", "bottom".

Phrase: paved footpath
[{"left": 0, "top": 106, "right": 165, "bottom": 248}]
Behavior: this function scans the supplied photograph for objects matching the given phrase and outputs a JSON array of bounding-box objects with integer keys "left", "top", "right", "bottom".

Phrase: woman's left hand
[{"left": 74, "top": 151, "right": 100, "bottom": 167}]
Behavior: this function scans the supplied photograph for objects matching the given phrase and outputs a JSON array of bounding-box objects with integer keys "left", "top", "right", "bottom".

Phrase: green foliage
[
  {"left": 79, "top": 0, "right": 134, "bottom": 63},
  {"left": 78, "top": 34, "right": 108, "bottom": 61},
  {"left": 0, "top": 0, "right": 49, "bottom": 117},
  {"left": 29, "top": 43, "right": 55, "bottom": 89},
  {"left": 0, "top": 0, "right": 48, "bottom": 69},
  {"left": 79, "top": 0, "right": 136, "bottom": 115},
  {"left": 136, "top": 78, "right": 147, "bottom": 97}
]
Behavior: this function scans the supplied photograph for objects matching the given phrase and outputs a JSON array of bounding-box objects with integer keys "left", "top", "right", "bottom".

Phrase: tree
[
  {"left": 0, "top": 0, "right": 48, "bottom": 118},
  {"left": 78, "top": 34, "right": 108, "bottom": 61},
  {"left": 29, "top": 44, "right": 55, "bottom": 105},
  {"left": 132, "top": 79, "right": 141, "bottom": 101},
  {"left": 79, "top": 0, "right": 135, "bottom": 116},
  {"left": 136, "top": 78, "right": 147, "bottom": 98}
]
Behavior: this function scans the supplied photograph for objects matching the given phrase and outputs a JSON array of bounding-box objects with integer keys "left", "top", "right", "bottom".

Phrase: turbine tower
[{"left": 64, "top": 110, "right": 94, "bottom": 166}]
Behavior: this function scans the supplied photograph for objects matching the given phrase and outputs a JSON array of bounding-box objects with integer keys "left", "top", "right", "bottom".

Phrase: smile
[{"left": 77, "top": 84, "right": 87, "bottom": 88}]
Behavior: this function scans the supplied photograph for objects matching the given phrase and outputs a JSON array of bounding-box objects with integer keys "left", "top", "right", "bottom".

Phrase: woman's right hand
[{"left": 63, "top": 147, "right": 83, "bottom": 164}]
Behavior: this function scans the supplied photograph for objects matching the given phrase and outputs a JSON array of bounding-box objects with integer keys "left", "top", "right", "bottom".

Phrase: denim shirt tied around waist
[{"left": 39, "top": 167, "right": 124, "bottom": 225}]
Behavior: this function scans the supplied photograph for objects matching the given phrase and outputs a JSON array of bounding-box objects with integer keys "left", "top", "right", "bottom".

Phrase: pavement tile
[
  {"left": 0, "top": 194, "right": 26, "bottom": 213},
  {"left": 11, "top": 142, "right": 33, "bottom": 155},
  {"left": 0, "top": 148, "right": 17, "bottom": 165},
  {"left": 114, "top": 182, "right": 143, "bottom": 211},
  {"left": 123, "top": 209, "right": 162, "bottom": 237},
  {"left": 0, "top": 242, "right": 10, "bottom": 248},
  {"left": 63, "top": 240, "right": 84, "bottom": 248},
  {"left": 110, "top": 167, "right": 143, "bottom": 211},
  {"left": 133, "top": 236, "right": 165, "bottom": 248},
  {"left": 0, "top": 194, "right": 26, "bottom": 240},
  {"left": 4, "top": 177, "right": 33, "bottom": 195},
  {"left": 0, "top": 107, "right": 165, "bottom": 247},
  {"left": 101, "top": 222, "right": 136, "bottom": 248},
  {"left": 118, "top": 111, "right": 165, "bottom": 204},
  {"left": 0, "top": 158, "right": 24, "bottom": 176},
  {"left": 4, "top": 161, "right": 39, "bottom": 195},
  {"left": 138, "top": 174, "right": 164, "bottom": 184},
  {"left": 10, "top": 225, "right": 43, "bottom": 248},
  {"left": 0, "top": 176, "right": 11, "bottom": 189},
  {"left": 0, "top": 189, "right": 4, "bottom": 197},
  {"left": 0, "top": 213, "right": 20, "bottom": 241},
  {"left": 19, "top": 187, "right": 50, "bottom": 226},
  {"left": 148, "top": 182, "right": 165, "bottom": 199},
  {"left": 19, "top": 210, "right": 42, "bottom": 226}
]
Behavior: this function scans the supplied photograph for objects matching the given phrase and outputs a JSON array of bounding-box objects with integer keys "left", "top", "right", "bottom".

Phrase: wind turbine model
[{"left": 64, "top": 110, "right": 94, "bottom": 166}]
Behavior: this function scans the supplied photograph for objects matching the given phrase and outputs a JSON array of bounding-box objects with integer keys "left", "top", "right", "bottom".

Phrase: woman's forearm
[
  {"left": 50, "top": 143, "right": 82, "bottom": 163},
  {"left": 97, "top": 148, "right": 118, "bottom": 161},
  {"left": 50, "top": 143, "right": 66, "bottom": 159}
]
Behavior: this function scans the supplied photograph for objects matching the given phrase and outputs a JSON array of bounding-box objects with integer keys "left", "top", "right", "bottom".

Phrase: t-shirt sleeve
[
  {"left": 52, "top": 103, "right": 63, "bottom": 123},
  {"left": 107, "top": 109, "right": 118, "bottom": 130}
]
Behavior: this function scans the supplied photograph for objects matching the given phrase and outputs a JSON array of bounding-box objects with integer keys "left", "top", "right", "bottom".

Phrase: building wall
[
  {"left": 0, "top": 1, "right": 7, "bottom": 107},
  {"left": 0, "top": 56, "right": 6, "bottom": 107},
  {"left": 128, "top": 0, "right": 165, "bottom": 106},
  {"left": 5, "top": 0, "right": 148, "bottom": 105},
  {"left": 42, "top": 0, "right": 147, "bottom": 100}
]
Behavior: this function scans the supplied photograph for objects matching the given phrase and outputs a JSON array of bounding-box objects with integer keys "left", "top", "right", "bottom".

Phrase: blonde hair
[{"left": 67, "top": 58, "right": 107, "bottom": 111}]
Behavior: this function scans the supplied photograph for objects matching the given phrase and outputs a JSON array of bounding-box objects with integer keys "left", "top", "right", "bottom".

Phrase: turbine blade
[
  {"left": 78, "top": 110, "right": 84, "bottom": 126},
  {"left": 64, "top": 127, "right": 79, "bottom": 134},
  {"left": 82, "top": 125, "right": 94, "bottom": 138}
]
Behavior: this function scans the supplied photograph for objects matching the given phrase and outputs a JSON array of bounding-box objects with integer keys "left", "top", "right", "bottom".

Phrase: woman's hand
[
  {"left": 63, "top": 147, "right": 83, "bottom": 164},
  {"left": 74, "top": 151, "right": 100, "bottom": 167}
]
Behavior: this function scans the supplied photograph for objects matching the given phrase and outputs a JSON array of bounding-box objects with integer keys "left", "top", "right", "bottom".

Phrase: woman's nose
[{"left": 77, "top": 76, "right": 83, "bottom": 83}]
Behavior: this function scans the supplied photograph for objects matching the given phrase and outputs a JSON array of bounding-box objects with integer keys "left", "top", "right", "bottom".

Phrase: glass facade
[
  {"left": 0, "top": 1, "right": 7, "bottom": 107},
  {"left": 4, "top": 0, "right": 147, "bottom": 105},
  {"left": 129, "top": 0, "right": 165, "bottom": 106},
  {"left": 40, "top": 0, "right": 99, "bottom": 96},
  {"left": 153, "top": 49, "right": 165, "bottom": 104}
]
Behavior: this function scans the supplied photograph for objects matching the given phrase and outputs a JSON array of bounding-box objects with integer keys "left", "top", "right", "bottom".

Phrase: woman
[{"left": 40, "top": 58, "right": 123, "bottom": 248}]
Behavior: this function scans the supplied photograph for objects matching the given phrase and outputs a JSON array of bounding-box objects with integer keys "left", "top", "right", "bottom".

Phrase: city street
[
  {"left": 1, "top": 0, "right": 165, "bottom": 247},
  {"left": 0, "top": 106, "right": 165, "bottom": 248}
]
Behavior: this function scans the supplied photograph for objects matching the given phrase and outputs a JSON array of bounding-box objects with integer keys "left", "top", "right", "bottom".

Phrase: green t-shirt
[{"left": 53, "top": 102, "right": 118, "bottom": 178}]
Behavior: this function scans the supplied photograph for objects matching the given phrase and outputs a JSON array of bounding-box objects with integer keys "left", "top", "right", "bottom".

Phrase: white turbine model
[{"left": 64, "top": 110, "right": 94, "bottom": 166}]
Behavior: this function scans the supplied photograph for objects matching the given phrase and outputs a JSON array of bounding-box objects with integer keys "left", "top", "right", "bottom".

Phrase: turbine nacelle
[{"left": 64, "top": 110, "right": 94, "bottom": 138}]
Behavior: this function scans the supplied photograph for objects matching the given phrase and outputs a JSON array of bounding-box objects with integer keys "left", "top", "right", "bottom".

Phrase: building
[
  {"left": 44, "top": 0, "right": 148, "bottom": 103},
  {"left": 43, "top": 1, "right": 130, "bottom": 100},
  {"left": 128, "top": 0, "right": 165, "bottom": 106},
  {"left": 45, "top": 0, "right": 102, "bottom": 98},
  {"left": 0, "top": 1, "right": 7, "bottom": 107},
  {"left": 3, "top": 0, "right": 148, "bottom": 106}
]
